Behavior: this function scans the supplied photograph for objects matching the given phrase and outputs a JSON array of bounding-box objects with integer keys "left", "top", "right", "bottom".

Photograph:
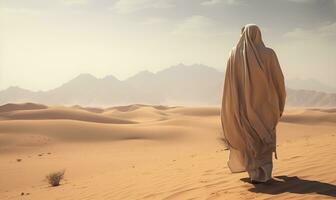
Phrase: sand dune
[
  {"left": 0, "top": 105, "right": 135, "bottom": 124},
  {"left": 0, "top": 103, "right": 47, "bottom": 113},
  {"left": 281, "top": 109, "right": 336, "bottom": 124},
  {"left": 168, "top": 107, "right": 220, "bottom": 116},
  {"left": 104, "top": 105, "right": 172, "bottom": 123},
  {"left": 0, "top": 103, "right": 335, "bottom": 199},
  {"left": 72, "top": 105, "right": 105, "bottom": 113}
]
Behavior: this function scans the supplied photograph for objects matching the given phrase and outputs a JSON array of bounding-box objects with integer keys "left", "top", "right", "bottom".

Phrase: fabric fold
[{"left": 221, "top": 24, "right": 286, "bottom": 176}]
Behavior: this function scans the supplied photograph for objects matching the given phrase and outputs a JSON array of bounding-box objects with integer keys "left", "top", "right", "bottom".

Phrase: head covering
[{"left": 221, "top": 24, "right": 286, "bottom": 172}]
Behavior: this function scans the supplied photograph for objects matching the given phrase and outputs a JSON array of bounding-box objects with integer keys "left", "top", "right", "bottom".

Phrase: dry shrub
[{"left": 46, "top": 170, "right": 65, "bottom": 187}]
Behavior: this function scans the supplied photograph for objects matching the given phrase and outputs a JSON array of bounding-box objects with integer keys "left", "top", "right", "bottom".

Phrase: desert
[{"left": 0, "top": 103, "right": 335, "bottom": 200}]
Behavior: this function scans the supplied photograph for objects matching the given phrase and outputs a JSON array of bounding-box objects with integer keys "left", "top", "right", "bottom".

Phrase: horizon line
[{"left": 1, "top": 63, "right": 224, "bottom": 92}]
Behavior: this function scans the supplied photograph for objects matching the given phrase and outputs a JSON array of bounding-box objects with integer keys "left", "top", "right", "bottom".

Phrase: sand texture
[{"left": 0, "top": 103, "right": 335, "bottom": 200}]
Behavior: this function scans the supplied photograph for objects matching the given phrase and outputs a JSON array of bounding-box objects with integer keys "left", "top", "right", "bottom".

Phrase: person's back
[{"left": 221, "top": 24, "right": 286, "bottom": 183}]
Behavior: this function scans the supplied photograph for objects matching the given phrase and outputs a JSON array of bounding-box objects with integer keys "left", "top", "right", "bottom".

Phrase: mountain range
[
  {"left": 1, "top": 64, "right": 335, "bottom": 107},
  {"left": 286, "top": 78, "right": 336, "bottom": 93}
]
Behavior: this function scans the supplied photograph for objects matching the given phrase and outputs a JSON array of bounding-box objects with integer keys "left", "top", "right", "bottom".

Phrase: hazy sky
[{"left": 1, "top": 0, "right": 335, "bottom": 91}]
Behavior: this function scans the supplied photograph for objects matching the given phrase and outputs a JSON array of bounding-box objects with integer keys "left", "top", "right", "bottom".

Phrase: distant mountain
[
  {"left": 46, "top": 73, "right": 137, "bottom": 105},
  {"left": 0, "top": 64, "right": 335, "bottom": 107},
  {"left": 0, "top": 87, "right": 44, "bottom": 104},
  {"left": 286, "top": 88, "right": 336, "bottom": 107},
  {"left": 286, "top": 78, "right": 336, "bottom": 93}
]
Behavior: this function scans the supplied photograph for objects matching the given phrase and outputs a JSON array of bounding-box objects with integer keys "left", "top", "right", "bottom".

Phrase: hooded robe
[{"left": 221, "top": 24, "right": 286, "bottom": 182}]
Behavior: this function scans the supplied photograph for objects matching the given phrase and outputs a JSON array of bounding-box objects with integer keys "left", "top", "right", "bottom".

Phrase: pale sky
[{"left": 0, "top": 0, "right": 335, "bottom": 91}]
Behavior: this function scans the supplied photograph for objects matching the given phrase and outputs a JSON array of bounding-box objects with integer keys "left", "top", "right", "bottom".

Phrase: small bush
[{"left": 46, "top": 170, "right": 65, "bottom": 187}]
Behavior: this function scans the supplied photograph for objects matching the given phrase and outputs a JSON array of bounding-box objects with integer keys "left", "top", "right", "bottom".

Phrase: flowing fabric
[{"left": 220, "top": 24, "right": 286, "bottom": 181}]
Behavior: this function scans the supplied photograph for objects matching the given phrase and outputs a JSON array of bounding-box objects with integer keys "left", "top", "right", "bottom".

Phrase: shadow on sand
[{"left": 241, "top": 176, "right": 336, "bottom": 198}]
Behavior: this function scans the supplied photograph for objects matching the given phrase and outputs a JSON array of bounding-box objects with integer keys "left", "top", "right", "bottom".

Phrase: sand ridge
[{"left": 0, "top": 103, "right": 335, "bottom": 199}]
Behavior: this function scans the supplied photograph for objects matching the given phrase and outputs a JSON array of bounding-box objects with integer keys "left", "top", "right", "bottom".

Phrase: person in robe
[{"left": 220, "top": 24, "right": 286, "bottom": 183}]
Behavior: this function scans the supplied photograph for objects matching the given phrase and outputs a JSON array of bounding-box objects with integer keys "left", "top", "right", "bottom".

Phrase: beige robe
[{"left": 221, "top": 24, "right": 286, "bottom": 182}]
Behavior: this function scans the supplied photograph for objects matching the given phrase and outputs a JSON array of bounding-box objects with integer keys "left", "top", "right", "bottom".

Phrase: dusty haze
[
  {"left": 1, "top": 0, "right": 336, "bottom": 91},
  {"left": 1, "top": 1, "right": 336, "bottom": 200},
  {"left": 1, "top": 64, "right": 336, "bottom": 107}
]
